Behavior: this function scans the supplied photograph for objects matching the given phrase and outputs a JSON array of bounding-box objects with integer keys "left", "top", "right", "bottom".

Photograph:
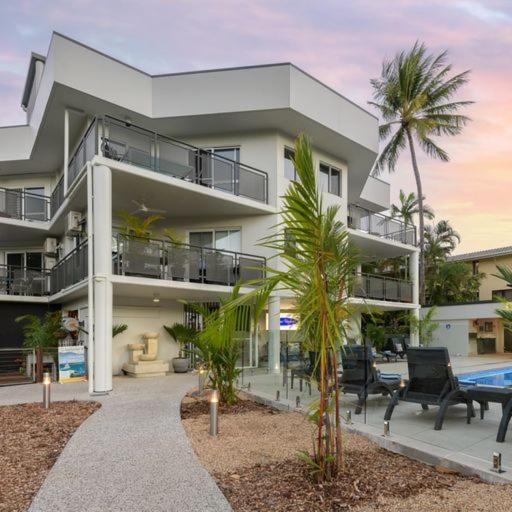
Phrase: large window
[
  {"left": 189, "top": 229, "right": 241, "bottom": 253},
  {"left": 319, "top": 163, "right": 341, "bottom": 196},
  {"left": 24, "top": 187, "right": 46, "bottom": 221},
  {"left": 284, "top": 147, "right": 297, "bottom": 181}
]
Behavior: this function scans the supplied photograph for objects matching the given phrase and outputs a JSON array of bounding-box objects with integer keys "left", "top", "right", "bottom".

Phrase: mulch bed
[
  {"left": 215, "top": 450, "right": 468, "bottom": 512},
  {"left": 0, "top": 400, "right": 100, "bottom": 512},
  {"left": 181, "top": 392, "right": 273, "bottom": 419}
]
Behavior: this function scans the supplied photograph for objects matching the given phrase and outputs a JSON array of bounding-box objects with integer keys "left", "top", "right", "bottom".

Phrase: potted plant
[{"left": 163, "top": 323, "right": 197, "bottom": 373}]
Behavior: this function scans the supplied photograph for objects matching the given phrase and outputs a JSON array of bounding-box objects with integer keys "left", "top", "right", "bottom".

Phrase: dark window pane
[
  {"left": 319, "top": 164, "right": 329, "bottom": 193},
  {"left": 284, "top": 148, "right": 296, "bottom": 180},
  {"left": 26, "top": 252, "right": 43, "bottom": 270},
  {"left": 329, "top": 169, "right": 341, "bottom": 196}
]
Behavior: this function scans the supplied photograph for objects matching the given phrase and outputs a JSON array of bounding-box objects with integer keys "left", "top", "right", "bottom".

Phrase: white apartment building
[{"left": 0, "top": 32, "right": 419, "bottom": 394}]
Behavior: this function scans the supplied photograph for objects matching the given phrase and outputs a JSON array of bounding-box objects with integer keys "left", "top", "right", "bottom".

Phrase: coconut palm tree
[
  {"left": 390, "top": 189, "right": 434, "bottom": 228},
  {"left": 424, "top": 219, "right": 461, "bottom": 270},
  {"left": 370, "top": 42, "right": 472, "bottom": 304}
]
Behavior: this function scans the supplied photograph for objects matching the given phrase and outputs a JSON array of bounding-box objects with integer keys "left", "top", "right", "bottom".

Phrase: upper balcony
[
  {"left": 64, "top": 116, "right": 269, "bottom": 206},
  {"left": 0, "top": 187, "right": 51, "bottom": 222},
  {"left": 348, "top": 204, "right": 416, "bottom": 247}
]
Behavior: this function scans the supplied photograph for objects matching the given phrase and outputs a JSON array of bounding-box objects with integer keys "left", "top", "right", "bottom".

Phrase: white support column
[
  {"left": 409, "top": 250, "right": 420, "bottom": 346},
  {"left": 91, "top": 164, "right": 113, "bottom": 393},
  {"left": 64, "top": 108, "right": 69, "bottom": 194},
  {"left": 267, "top": 295, "right": 281, "bottom": 374}
]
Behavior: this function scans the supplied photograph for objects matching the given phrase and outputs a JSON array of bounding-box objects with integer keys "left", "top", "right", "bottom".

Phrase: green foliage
[
  {"left": 163, "top": 323, "right": 198, "bottom": 358},
  {"left": 410, "top": 307, "right": 439, "bottom": 346},
  {"left": 117, "top": 211, "right": 163, "bottom": 237},
  {"left": 495, "top": 265, "right": 512, "bottom": 332},
  {"left": 424, "top": 220, "right": 461, "bottom": 270},
  {"left": 426, "top": 261, "right": 482, "bottom": 305},
  {"left": 365, "top": 321, "right": 387, "bottom": 351},
  {"left": 391, "top": 190, "right": 434, "bottom": 227},
  {"left": 15, "top": 312, "right": 64, "bottom": 349},
  {"left": 112, "top": 324, "right": 128, "bottom": 338}
]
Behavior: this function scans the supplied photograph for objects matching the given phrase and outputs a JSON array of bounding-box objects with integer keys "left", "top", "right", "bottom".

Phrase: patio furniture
[
  {"left": 465, "top": 386, "right": 512, "bottom": 442},
  {"left": 384, "top": 347, "right": 475, "bottom": 430},
  {"left": 339, "top": 344, "right": 401, "bottom": 414}
]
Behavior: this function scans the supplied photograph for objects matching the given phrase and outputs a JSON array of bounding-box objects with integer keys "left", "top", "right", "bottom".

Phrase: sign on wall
[{"left": 58, "top": 345, "right": 86, "bottom": 383}]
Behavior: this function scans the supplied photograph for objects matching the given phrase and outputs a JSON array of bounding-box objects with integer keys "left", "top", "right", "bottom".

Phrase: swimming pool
[{"left": 458, "top": 367, "right": 512, "bottom": 387}]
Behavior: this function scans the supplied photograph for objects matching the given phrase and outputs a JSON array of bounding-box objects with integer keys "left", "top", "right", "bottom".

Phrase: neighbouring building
[
  {"left": 0, "top": 32, "right": 420, "bottom": 393},
  {"left": 423, "top": 246, "right": 512, "bottom": 356}
]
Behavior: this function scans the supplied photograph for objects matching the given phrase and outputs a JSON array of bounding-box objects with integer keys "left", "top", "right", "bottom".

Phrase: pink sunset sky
[{"left": 1, "top": 0, "right": 511, "bottom": 254}]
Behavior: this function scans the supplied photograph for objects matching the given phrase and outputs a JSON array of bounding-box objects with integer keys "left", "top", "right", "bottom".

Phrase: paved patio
[
  {"left": 242, "top": 355, "right": 512, "bottom": 480},
  {"left": 0, "top": 375, "right": 231, "bottom": 512}
]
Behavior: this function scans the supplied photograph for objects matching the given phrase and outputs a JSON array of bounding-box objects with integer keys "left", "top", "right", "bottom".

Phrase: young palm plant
[
  {"left": 390, "top": 189, "right": 434, "bottom": 229},
  {"left": 370, "top": 42, "right": 472, "bottom": 304}
]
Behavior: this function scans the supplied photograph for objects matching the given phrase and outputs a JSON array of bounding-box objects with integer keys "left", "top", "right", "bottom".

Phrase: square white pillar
[{"left": 267, "top": 296, "right": 281, "bottom": 374}]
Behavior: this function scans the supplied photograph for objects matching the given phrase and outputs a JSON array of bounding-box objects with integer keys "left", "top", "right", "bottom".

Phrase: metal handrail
[
  {"left": 68, "top": 119, "right": 98, "bottom": 189},
  {"left": 113, "top": 233, "right": 265, "bottom": 286},
  {"left": 0, "top": 264, "right": 51, "bottom": 296},
  {"left": 352, "top": 272, "right": 413, "bottom": 303},
  {"left": 0, "top": 186, "right": 51, "bottom": 221},
  {"left": 50, "top": 175, "right": 64, "bottom": 217},
  {"left": 50, "top": 240, "right": 89, "bottom": 294}
]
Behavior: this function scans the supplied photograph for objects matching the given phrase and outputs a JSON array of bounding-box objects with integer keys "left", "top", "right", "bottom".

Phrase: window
[
  {"left": 211, "top": 147, "right": 239, "bottom": 162},
  {"left": 205, "top": 147, "right": 240, "bottom": 193},
  {"left": 189, "top": 229, "right": 241, "bottom": 253},
  {"left": 319, "top": 163, "right": 341, "bottom": 196},
  {"left": 284, "top": 148, "right": 297, "bottom": 181},
  {"left": 472, "top": 260, "right": 479, "bottom": 276}
]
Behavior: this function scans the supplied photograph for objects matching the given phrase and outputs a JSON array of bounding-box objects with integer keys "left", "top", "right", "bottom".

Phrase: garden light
[
  {"left": 296, "top": 395, "right": 300, "bottom": 408},
  {"left": 198, "top": 366, "right": 207, "bottom": 394},
  {"left": 492, "top": 452, "right": 504, "bottom": 473},
  {"left": 399, "top": 379, "right": 406, "bottom": 389},
  {"left": 275, "top": 390, "right": 280, "bottom": 401},
  {"left": 42, "top": 372, "right": 51, "bottom": 409},
  {"left": 383, "top": 420, "right": 390, "bottom": 437},
  {"left": 346, "top": 410, "right": 352, "bottom": 424},
  {"left": 209, "top": 389, "right": 219, "bottom": 437}
]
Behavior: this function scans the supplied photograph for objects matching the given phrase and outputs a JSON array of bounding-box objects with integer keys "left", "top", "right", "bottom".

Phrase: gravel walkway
[{"left": 0, "top": 376, "right": 231, "bottom": 512}]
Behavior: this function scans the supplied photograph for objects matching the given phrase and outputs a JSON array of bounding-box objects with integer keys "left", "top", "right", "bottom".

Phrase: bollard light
[
  {"left": 492, "top": 452, "right": 504, "bottom": 473},
  {"left": 209, "top": 389, "right": 219, "bottom": 437},
  {"left": 383, "top": 420, "right": 390, "bottom": 437},
  {"left": 42, "top": 372, "right": 51, "bottom": 409},
  {"left": 399, "top": 379, "right": 406, "bottom": 389},
  {"left": 275, "top": 390, "right": 280, "bottom": 401},
  {"left": 296, "top": 395, "right": 300, "bottom": 408},
  {"left": 346, "top": 410, "right": 352, "bottom": 424},
  {"left": 247, "top": 382, "right": 251, "bottom": 392},
  {"left": 198, "top": 366, "right": 207, "bottom": 395}
]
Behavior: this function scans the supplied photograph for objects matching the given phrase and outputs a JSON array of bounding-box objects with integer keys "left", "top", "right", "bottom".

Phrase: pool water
[{"left": 458, "top": 367, "right": 512, "bottom": 387}]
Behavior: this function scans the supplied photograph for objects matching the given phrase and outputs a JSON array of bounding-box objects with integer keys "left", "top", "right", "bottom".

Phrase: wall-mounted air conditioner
[
  {"left": 43, "top": 237, "right": 58, "bottom": 256},
  {"left": 66, "top": 211, "right": 82, "bottom": 235}
]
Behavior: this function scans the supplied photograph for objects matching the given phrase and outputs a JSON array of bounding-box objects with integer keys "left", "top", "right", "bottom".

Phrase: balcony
[
  {"left": 49, "top": 241, "right": 88, "bottom": 295},
  {"left": 348, "top": 204, "right": 416, "bottom": 246},
  {"left": 112, "top": 234, "right": 265, "bottom": 287},
  {"left": 0, "top": 187, "right": 50, "bottom": 222},
  {"left": 352, "top": 273, "right": 413, "bottom": 303},
  {"left": 0, "top": 265, "right": 50, "bottom": 296}
]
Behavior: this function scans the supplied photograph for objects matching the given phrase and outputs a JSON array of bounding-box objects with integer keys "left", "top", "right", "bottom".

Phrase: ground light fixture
[
  {"left": 275, "top": 390, "right": 280, "bottom": 401},
  {"left": 209, "top": 389, "right": 219, "bottom": 437},
  {"left": 152, "top": 293, "right": 160, "bottom": 303},
  {"left": 383, "top": 420, "right": 390, "bottom": 437},
  {"left": 346, "top": 410, "right": 352, "bottom": 424},
  {"left": 42, "top": 372, "right": 51, "bottom": 409},
  {"left": 198, "top": 366, "right": 207, "bottom": 395},
  {"left": 492, "top": 452, "right": 504, "bottom": 473},
  {"left": 399, "top": 379, "right": 406, "bottom": 389},
  {"left": 295, "top": 396, "right": 301, "bottom": 408}
]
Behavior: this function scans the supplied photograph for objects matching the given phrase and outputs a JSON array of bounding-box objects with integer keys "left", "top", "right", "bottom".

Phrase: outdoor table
[{"left": 466, "top": 386, "right": 512, "bottom": 442}]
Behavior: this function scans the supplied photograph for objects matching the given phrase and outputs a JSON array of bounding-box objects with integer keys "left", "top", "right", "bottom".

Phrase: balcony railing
[
  {"left": 0, "top": 187, "right": 50, "bottom": 222},
  {"left": 68, "top": 119, "right": 97, "bottom": 190},
  {"left": 352, "top": 273, "right": 413, "bottom": 303},
  {"left": 50, "top": 241, "right": 88, "bottom": 295},
  {"left": 0, "top": 265, "right": 50, "bottom": 296},
  {"left": 50, "top": 176, "right": 64, "bottom": 218},
  {"left": 99, "top": 116, "right": 268, "bottom": 204},
  {"left": 348, "top": 204, "right": 416, "bottom": 246},
  {"left": 112, "top": 234, "right": 266, "bottom": 286}
]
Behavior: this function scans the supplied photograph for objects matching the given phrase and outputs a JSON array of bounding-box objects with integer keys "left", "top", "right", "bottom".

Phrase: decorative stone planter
[{"left": 172, "top": 357, "right": 189, "bottom": 373}]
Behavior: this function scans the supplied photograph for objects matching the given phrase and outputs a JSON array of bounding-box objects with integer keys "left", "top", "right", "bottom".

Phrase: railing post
[{"left": 200, "top": 247, "right": 205, "bottom": 283}]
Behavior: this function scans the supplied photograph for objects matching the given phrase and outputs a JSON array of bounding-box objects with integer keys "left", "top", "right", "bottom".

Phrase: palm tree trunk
[{"left": 405, "top": 128, "right": 426, "bottom": 305}]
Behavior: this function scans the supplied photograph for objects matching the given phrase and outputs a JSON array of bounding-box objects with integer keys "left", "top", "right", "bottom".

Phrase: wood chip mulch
[
  {"left": 181, "top": 392, "right": 273, "bottom": 419},
  {"left": 215, "top": 449, "right": 468, "bottom": 512},
  {"left": 0, "top": 400, "right": 100, "bottom": 512}
]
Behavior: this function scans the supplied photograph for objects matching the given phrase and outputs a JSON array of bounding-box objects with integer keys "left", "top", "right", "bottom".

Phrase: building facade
[
  {"left": 0, "top": 33, "right": 420, "bottom": 393},
  {"left": 424, "top": 246, "right": 512, "bottom": 356}
]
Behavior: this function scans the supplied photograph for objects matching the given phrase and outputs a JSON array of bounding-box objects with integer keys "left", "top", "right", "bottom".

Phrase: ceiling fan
[{"left": 130, "top": 199, "right": 166, "bottom": 216}]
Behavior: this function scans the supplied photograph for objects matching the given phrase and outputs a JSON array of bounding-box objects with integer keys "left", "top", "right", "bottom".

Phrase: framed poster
[{"left": 58, "top": 345, "right": 86, "bottom": 382}]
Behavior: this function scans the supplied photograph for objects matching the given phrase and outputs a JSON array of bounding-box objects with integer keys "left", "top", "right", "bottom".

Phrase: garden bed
[
  {"left": 0, "top": 400, "right": 100, "bottom": 512},
  {"left": 182, "top": 392, "right": 512, "bottom": 511}
]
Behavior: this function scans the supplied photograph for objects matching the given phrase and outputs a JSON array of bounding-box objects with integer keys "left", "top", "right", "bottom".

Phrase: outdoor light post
[
  {"left": 346, "top": 410, "right": 352, "bottom": 424},
  {"left": 198, "top": 366, "right": 207, "bottom": 395},
  {"left": 383, "top": 420, "right": 390, "bottom": 437},
  {"left": 42, "top": 372, "right": 51, "bottom": 409},
  {"left": 492, "top": 452, "right": 504, "bottom": 473},
  {"left": 209, "top": 389, "right": 219, "bottom": 437}
]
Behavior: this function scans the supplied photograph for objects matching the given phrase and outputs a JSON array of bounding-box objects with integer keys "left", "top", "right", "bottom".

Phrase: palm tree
[
  {"left": 424, "top": 219, "right": 461, "bottom": 270},
  {"left": 370, "top": 42, "right": 472, "bottom": 304},
  {"left": 495, "top": 265, "right": 512, "bottom": 330},
  {"left": 390, "top": 189, "right": 434, "bottom": 228}
]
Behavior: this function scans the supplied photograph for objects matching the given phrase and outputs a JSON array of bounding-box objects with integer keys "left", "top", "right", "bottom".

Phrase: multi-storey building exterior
[
  {"left": 424, "top": 246, "right": 512, "bottom": 356},
  {"left": 0, "top": 33, "right": 419, "bottom": 393}
]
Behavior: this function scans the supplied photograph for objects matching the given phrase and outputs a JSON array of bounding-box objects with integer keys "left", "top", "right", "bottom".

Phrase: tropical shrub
[{"left": 16, "top": 311, "right": 64, "bottom": 348}]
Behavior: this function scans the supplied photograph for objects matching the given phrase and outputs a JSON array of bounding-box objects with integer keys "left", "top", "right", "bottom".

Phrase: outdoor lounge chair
[
  {"left": 339, "top": 344, "right": 401, "bottom": 414},
  {"left": 384, "top": 347, "right": 475, "bottom": 430}
]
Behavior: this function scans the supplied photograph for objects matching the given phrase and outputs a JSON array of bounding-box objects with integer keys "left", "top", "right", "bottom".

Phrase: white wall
[
  {"left": 112, "top": 303, "right": 183, "bottom": 375},
  {"left": 430, "top": 319, "right": 470, "bottom": 357}
]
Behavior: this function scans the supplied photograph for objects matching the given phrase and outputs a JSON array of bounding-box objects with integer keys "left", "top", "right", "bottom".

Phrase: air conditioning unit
[
  {"left": 43, "top": 237, "right": 58, "bottom": 256},
  {"left": 66, "top": 211, "right": 82, "bottom": 234}
]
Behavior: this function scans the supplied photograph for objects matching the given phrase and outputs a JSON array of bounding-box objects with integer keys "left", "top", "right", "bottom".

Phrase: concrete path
[{"left": 0, "top": 375, "right": 232, "bottom": 512}]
